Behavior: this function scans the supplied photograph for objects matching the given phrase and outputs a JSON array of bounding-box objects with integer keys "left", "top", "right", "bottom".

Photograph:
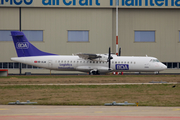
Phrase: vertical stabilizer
[{"left": 11, "top": 31, "right": 56, "bottom": 57}]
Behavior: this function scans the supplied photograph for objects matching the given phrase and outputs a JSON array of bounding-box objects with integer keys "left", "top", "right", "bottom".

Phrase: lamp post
[{"left": 116, "top": 0, "right": 118, "bottom": 56}]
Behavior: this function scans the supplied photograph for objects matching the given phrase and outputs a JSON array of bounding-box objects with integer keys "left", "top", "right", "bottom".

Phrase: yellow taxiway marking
[
  {"left": 173, "top": 108, "right": 180, "bottom": 111},
  {"left": 95, "top": 111, "right": 103, "bottom": 114}
]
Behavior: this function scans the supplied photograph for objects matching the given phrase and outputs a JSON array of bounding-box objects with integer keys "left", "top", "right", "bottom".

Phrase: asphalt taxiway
[{"left": 0, "top": 105, "right": 180, "bottom": 120}]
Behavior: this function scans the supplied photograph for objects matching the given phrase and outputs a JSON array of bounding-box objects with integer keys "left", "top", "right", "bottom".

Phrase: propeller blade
[
  {"left": 119, "top": 47, "right": 121, "bottom": 56},
  {"left": 108, "top": 47, "right": 111, "bottom": 70}
]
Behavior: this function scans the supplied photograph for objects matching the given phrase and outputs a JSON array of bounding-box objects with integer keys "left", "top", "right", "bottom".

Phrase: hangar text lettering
[
  {"left": 0, "top": 0, "right": 33, "bottom": 5},
  {"left": 110, "top": 0, "right": 180, "bottom": 7},
  {"left": 1, "top": 0, "right": 180, "bottom": 7},
  {"left": 42, "top": 0, "right": 100, "bottom": 6}
]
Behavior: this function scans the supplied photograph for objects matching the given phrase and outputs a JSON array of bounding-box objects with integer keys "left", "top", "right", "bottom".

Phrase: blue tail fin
[{"left": 11, "top": 31, "right": 56, "bottom": 57}]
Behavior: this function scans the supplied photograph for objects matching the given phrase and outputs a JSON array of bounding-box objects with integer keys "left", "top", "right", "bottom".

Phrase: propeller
[
  {"left": 108, "top": 47, "right": 113, "bottom": 70},
  {"left": 119, "top": 47, "right": 121, "bottom": 56}
]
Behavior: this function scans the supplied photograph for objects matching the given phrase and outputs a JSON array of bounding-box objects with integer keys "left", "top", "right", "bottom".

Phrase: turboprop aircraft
[{"left": 11, "top": 31, "right": 167, "bottom": 75}]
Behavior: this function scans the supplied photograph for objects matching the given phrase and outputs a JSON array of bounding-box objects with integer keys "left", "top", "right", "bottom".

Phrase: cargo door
[{"left": 48, "top": 60, "right": 53, "bottom": 68}]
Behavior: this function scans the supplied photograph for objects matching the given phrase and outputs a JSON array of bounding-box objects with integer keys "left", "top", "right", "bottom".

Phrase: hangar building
[{"left": 0, "top": 0, "right": 180, "bottom": 74}]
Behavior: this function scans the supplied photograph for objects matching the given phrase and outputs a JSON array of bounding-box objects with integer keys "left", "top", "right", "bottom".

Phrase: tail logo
[{"left": 16, "top": 42, "right": 29, "bottom": 49}]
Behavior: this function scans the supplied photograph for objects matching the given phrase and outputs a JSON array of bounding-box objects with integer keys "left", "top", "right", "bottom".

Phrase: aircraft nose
[{"left": 161, "top": 63, "right": 167, "bottom": 70}]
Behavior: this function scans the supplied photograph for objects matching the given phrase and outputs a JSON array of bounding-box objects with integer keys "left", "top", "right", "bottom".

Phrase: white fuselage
[{"left": 11, "top": 55, "right": 167, "bottom": 73}]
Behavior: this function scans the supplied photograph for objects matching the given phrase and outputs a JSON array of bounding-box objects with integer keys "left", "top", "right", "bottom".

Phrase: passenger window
[
  {"left": 96, "top": 61, "right": 98, "bottom": 63},
  {"left": 115, "top": 62, "right": 117, "bottom": 64}
]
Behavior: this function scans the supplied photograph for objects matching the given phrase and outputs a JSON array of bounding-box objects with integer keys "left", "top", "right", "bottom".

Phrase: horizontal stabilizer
[{"left": 11, "top": 31, "right": 24, "bottom": 36}]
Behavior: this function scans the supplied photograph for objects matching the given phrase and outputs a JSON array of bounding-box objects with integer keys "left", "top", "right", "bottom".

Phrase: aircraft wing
[{"left": 76, "top": 53, "right": 102, "bottom": 60}]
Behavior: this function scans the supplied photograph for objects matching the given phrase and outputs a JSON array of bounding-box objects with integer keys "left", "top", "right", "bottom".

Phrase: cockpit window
[
  {"left": 156, "top": 59, "right": 160, "bottom": 62},
  {"left": 150, "top": 59, "right": 160, "bottom": 62}
]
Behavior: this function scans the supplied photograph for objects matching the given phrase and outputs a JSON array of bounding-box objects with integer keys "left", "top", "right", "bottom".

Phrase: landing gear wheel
[
  {"left": 89, "top": 71, "right": 100, "bottom": 75},
  {"left": 89, "top": 72, "right": 93, "bottom": 75}
]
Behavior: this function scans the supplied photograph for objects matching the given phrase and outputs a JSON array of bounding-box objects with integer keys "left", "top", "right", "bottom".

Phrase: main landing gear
[{"left": 89, "top": 70, "right": 100, "bottom": 75}]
